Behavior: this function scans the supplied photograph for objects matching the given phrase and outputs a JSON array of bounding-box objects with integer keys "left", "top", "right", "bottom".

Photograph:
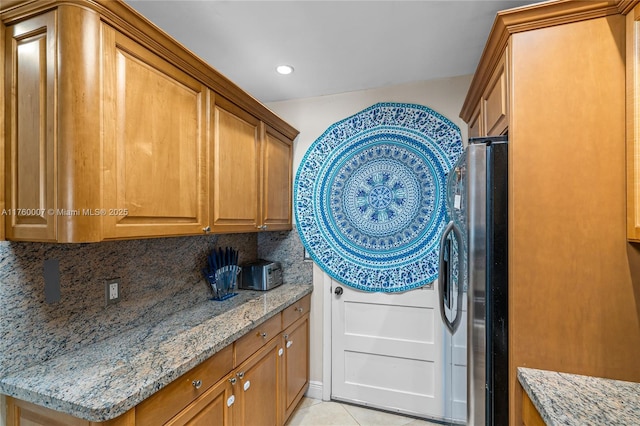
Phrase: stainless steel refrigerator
[{"left": 438, "top": 135, "right": 509, "bottom": 426}]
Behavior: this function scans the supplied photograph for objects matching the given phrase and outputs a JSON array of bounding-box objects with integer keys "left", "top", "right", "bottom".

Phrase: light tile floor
[{"left": 287, "top": 398, "right": 445, "bottom": 426}]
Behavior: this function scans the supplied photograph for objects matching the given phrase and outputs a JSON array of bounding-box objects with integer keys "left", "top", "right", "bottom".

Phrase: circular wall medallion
[{"left": 294, "top": 103, "right": 463, "bottom": 292}]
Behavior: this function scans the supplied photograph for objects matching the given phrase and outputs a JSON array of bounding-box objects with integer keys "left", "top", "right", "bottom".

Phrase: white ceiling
[{"left": 124, "top": 0, "right": 540, "bottom": 103}]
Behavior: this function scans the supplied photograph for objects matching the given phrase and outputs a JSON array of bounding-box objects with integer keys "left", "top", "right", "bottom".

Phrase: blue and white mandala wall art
[{"left": 294, "top": 102, "right": 463, "bottom": 292}]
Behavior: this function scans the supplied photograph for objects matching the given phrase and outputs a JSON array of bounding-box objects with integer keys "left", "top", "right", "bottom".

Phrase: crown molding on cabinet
[{"left": 460, "top": 0, "right": 624, "bottom": 122}]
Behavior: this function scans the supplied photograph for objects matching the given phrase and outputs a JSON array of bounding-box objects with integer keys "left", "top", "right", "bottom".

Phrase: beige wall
[{"left": 267, "top": 75, "right": 473, "bottom": 391}]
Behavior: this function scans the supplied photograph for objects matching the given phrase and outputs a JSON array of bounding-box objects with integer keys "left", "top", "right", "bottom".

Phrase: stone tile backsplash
[
  {"left": 0, "top": 233, "right": 259, "bottom": 377},
  {"left": 258, "top": 229, "right": 313, "bottom": 285}
]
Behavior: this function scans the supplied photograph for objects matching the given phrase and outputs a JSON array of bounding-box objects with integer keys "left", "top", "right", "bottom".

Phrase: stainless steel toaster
[{"left": 239, "top": 260, "right": 283, "bottom": 291}]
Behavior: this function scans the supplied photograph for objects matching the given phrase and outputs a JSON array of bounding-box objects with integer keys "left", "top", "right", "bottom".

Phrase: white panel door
[{"left": 331, "top": 281, "right": 445, "bottom": 418}]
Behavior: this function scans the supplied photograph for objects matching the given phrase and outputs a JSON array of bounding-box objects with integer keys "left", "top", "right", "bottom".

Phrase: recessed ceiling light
[{"left": 276, "top": 65, "right": 294, "bottom": 75}]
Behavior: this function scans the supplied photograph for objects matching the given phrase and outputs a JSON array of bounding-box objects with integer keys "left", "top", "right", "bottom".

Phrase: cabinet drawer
[
  {"left": 234, "top": 313, "right": 282, "bottom": 366},
  {"left": 282, "top": 295, "right": 311, "bottom": 330},
  {"left": 136, "top": 344, "right": 233, "bottom": 426}
]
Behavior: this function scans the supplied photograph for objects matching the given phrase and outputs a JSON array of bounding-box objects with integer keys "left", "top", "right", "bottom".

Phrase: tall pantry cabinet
[{"left": 460, "top": 1, "right": 640, "bottom": 424}]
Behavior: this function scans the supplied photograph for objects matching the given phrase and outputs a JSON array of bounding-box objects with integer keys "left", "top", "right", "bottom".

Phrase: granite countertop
[
  {"left": 0, "top": 283, "right": 312, "bottom": 422},
  {"left": 518, "top": 367, "right": 640, "bottom": 425}
]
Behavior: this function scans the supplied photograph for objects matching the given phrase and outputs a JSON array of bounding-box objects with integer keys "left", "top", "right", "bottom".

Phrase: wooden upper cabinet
[
  {"left": 4, "top": 11, "right": 56, "bottom": 241},
  {"left": 211, "top": 97, "right": 261, "bottom": 233},
  {"left": 102, "top": 25, "right": 208, "bottom": 239},
  {"left": 262, "top": 126, "right": 293, "bottom": 231},
  {"left": 483, "top": 49, "right": 508, "bottom": 136},
  {"left": 468, "top": 101, "right": 482, "bottom": 139},
  {"left": 1, "top": 0, "right": 298, "bottom": 242},
  {"left": 5, "top": 5, "right": 102, "bottom": 242},
  {"left": 211, "top": 98, "right": 294, "bottom": 233},
  {"left": 464, "top": 49, "right": 508, "bottom": 138},
  {"left": 627, "top": 3, "right": 640, "bottom": 241}
]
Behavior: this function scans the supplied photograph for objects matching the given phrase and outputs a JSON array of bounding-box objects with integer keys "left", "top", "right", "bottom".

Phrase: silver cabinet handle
[
  {"left": 259, "top": 332, "right": 267, "bottom": 339},
  {"left": 237, "top": 371, "right": 245, "bottom": 379},
  {"left": 202, "top": 226, "right": 211, "bottom": 233},
  {"left": 295, "top": 307, "right": 304, "bottom": 312},
  {"left": 286, "top": 340, "right": 293, "bottom": 348},
  {"left": 192, "top": 380, "right": 202, "bottom": 389},
  {"left": 229, "top": 377, "right": 237, "bottom": 385}
]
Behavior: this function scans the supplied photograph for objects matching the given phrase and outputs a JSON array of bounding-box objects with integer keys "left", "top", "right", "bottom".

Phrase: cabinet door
[
  {"left": 211, "top": 97, "right": 260, "bottom": 233},
  {"left": 262, "top": 126, "right": 293, "bottom": 231},
  {"left": 5, "top": 12, "right": 56, "bottom": 241},
  {"left": 468, "top": 101, "right": 483, "bottom": 138},
  {"left": 165, "top": 375, "right": 234, "bottom": 426},
  {"left": 628, "top": 5, "right": 640, "bottom": 241},
  {"left": 233, "top": 337, "right": 281, "bottom": 426},
  {"left": 102, "top": 25, "right": 208, "bottom": 239},
  {"left": 483, "top": 49, "right": 508, "bottom": 136},
  {"left": 282, "top": 314, "right": 310, "bottom": 422}
]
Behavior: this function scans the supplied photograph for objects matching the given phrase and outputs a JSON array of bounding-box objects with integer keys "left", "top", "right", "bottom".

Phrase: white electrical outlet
[
  {"left": 105, "top": 279, "right": 121, "bottom": 306},
  {"left": 109, "top": 282, "right": 118, "bottom": 299}
]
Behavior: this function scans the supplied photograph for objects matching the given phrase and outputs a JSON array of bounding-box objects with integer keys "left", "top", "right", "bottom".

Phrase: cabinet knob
[
  {"left": 286, "top": 340, "right": 293, "bottom": 348},
  {"left": 203, "top": 226, "right": 211, "bottom": 233},
  {"left": 295, "top": 307, "right": 304, "bottom": 313},
  {"left": 229, "top": 377, "right": 237, "bottom": 385},
  {"left": 262, "top": 225, "right": 268, "bottom": 230},
  {"left": 192, "top": 379, "right": 202, "bottom": 389},
  {"left": 237, "top": 371, "right": 245, "bottom": 379},
  {"left": 259, "top": 332, "right": 267, "bottom": 339}
]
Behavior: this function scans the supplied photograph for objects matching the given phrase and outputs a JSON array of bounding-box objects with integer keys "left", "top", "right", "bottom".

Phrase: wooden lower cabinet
[
  {"left": 4, "top": 297, "right": 311, "bottom": 426},
  {"left": 165, "top": 375, "right": 233, "bottom": 426},
  {"left": 282, "top": 315, "right": 310, "bottom": 422},
  {"left": 136, "top": 345, "right": 234, "bottom": 425},
  {"left": 232, "top": 338, "right": 281, "bottom": 426},
  {"left": 521, "top": 390, "right": 545, "bottom": 426},
  {"left": 5, "top": 397, "right": 134, "bottom": 426}
]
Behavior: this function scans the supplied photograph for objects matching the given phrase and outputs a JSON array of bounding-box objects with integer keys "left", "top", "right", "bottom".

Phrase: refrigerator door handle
[
  {"left": 451, "top": 224, "right": 464, "bottom": 335},
  {"left": 439, "top": 220, "right": 464, "bottom": 335},
  {"left": 439, "top": 221, "right": 455, "bottom": 333}
]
